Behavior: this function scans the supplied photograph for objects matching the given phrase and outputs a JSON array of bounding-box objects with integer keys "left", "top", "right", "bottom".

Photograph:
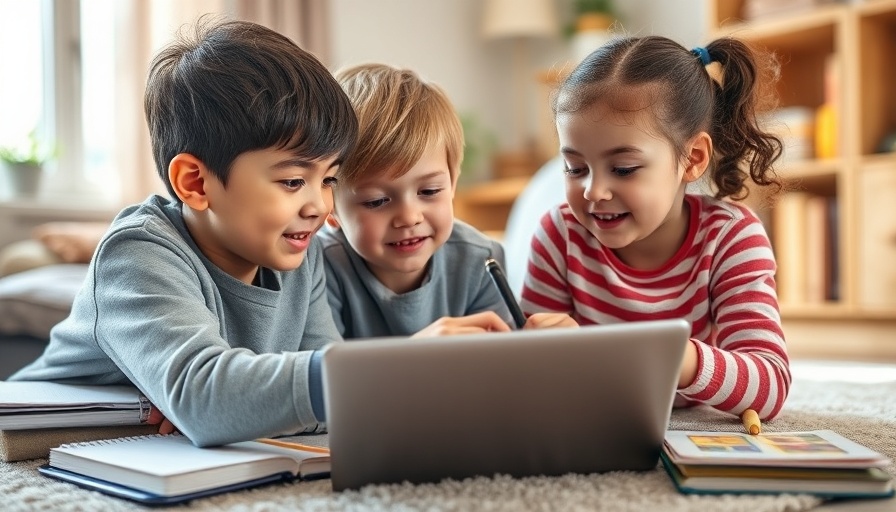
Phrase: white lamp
[
  {"left": 482, "top": 0, "right": 558, "bottom": 40},
  {"left": 482, "top": 0, "right": 558, "bottom": 155}
]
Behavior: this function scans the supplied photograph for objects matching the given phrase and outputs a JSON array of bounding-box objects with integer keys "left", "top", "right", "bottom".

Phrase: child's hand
[
  {"left": 523, "top": 312, "right": 579, "bottom": 330},
  {"left": 412, "top": 311, "right": 512, "bottom": 338},
  {"left": 147, "top": 405, "right": 178, "bottom": 435}
]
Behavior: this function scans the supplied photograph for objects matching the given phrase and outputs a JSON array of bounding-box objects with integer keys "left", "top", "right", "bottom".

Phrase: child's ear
[
  {"left": 169, "top": 153, "right": 210, "bottom": 210},
  {"left": 683, "top": 132, "right": 712, "bottom": 183},
  {"left": 326, "top": 213, "right": 341, "bottom": 229}
]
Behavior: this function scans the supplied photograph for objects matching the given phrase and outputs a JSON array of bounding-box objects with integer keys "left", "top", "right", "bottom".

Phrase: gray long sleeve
[{"left": 11, "top": 195, "right": 341, "bottom": 446}]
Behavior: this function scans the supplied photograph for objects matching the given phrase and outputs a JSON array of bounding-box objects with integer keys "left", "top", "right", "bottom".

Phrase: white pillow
[
  {"left": 0, "top": 264, "right": 87, "bottom": 339},
  {"left": 503, "top": 156, "right": 567, "bottom": 299}
]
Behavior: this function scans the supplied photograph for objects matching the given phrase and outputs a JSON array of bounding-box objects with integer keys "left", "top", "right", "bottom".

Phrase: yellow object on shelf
[{"left": 815, "top": 102, "right": 837, "bottom": 159}]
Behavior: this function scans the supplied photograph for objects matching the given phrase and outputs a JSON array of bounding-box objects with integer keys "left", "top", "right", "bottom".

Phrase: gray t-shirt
[
  {"left": 11, "top": 195, "right": 339, "bottom": 446},
  {"left": 318, "top": 220, "right": 514, "bottom": 338}
]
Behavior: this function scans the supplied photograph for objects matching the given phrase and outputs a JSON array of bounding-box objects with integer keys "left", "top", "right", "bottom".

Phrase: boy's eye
[
  {"left": 362, "top": 197, "right": 389, "bottom": 209},
  {"left": 613, "top": 166, "right": 639, "bottom": 177},
  {"left": 420, "top": 188, "right": 443, "bottom": 197},
  {"left": 323, "top": 177, "right": 338, "bottom": 188},
  {"left": 280, "top": 178, "right": 305, "bottom": 190}
]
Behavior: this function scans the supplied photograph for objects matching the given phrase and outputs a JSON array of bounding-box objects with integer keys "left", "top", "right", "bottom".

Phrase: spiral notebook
[{"left": 39, "top": 434, "right": 330, "bottom": 505}]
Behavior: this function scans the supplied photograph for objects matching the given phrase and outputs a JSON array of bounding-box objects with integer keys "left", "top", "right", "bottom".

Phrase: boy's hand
[
  {"left": 412, "top": 311, "right": 512, "bottom": 338},
  {"left": 147, "top": 405, "right": 178, "bottom": 435},
  {"left": 523, "top": 312, "right": 579, "bottom": 330}
]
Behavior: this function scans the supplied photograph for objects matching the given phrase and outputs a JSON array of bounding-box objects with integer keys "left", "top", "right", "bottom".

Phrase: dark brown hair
[
  {"left": 144, "top": 17, "right": 358, "bottom": 200},
  {"left": 554, "top": 35, "right": 782, "bottom": 200}
]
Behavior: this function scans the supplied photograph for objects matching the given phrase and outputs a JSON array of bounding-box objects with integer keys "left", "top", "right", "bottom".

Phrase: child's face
[
  {"left": 556, "top": 102, "right": 690, "bottom": 269},
  {"left": 194, "top": 148, "right": 339, "bottom": 283},
  {"left": 332, "top": 143, "right": 455, "bottom": 293}
]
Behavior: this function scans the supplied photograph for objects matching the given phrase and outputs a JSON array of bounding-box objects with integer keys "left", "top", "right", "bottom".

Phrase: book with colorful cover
[{"left": 661, "top": 430, "right": 893, "bottom": 498}]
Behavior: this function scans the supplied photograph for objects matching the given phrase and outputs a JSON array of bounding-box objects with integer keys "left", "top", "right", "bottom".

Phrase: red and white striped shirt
[{"left": 521, "top": 194, "right": 791, "bottom": 419}]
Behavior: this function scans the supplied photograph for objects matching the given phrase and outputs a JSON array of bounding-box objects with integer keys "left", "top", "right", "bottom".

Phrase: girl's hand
[
  {"left": 523, "top": 313, "right": 579, "bottom": 329},
  {"left": 412, "top": 311, "right": 512, "bottom": 338},
  {"left": 147, "top": 405, "right": 178, "bottom": 435}
]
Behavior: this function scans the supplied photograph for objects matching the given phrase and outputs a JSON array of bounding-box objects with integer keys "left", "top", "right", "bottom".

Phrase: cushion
[
  {"left": 31, "top": 221, "right": 108, "bottom": 263},
  {"left": 0, "top": 239, "right": 61, "bottom": 277},
  {"left": 0, "top": 264, "right": 88, "bottom": 339}
]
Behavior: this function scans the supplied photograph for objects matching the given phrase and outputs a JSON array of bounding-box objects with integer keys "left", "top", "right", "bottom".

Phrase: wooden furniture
[
  {"left": 453, "top": 175, "right": 532, "bottom": 238},
  {"left": 708, "top": 0, "right": 896, "bottom": 360}
]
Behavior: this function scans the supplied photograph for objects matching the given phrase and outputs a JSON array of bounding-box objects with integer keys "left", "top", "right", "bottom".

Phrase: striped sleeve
[
  {"left": 678, "top": 213, "right": 791, "bottom": 420},
  {"left": 521, "top": 208, "right": 574, "bottom": 315}
]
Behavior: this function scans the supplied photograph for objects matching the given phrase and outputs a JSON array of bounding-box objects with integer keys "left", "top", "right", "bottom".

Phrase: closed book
[
  {"left": 662, "top": 430, "right": 893, "bottom": 498},
  {"left": 661, "top": 451, "right": 894, "bottom": 498},
  {"left": 0, "top": 424, "right": 158, "bottom": 462},
  {"left": 41, "top": 433, "right": 330, "bottom": 505},
  {"left": 664, "top": 430, "right": 891, "bottom": 468},
  {"left": 0, "top": 381, "right": 151, "bottom": 430}
]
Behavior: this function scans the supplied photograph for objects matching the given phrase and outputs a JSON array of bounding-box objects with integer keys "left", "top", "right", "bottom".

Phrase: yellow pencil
[
  {"left": 256, "top": 438, "right": 331, "bottom": 454},
  {"left": 741, "top": 409, "right": 761, "bottom": 435}
]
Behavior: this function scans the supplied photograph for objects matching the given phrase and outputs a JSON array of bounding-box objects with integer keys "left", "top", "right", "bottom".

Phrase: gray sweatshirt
[
  {"left": 318, "top": 220, "right": 514, "bottom": 338},
  {"left": 11, "top": 195, "right": 339, "bottom": 446}
]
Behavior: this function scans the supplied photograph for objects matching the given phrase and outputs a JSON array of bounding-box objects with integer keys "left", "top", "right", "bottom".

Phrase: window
[{"left": 0, "top": 0, "right": 118, "bottom": 206}]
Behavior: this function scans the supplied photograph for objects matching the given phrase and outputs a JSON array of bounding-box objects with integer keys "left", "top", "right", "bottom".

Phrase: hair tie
[{"left": 691, "top": 47, "right": 711, "bottom": 66}]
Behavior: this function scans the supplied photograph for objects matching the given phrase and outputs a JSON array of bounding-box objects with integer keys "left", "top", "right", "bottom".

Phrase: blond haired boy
[{"left": 318, "top": 64, "right": 515, "bottom": 338}]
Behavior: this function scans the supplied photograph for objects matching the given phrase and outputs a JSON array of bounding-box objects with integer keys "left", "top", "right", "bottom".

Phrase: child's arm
[
  {"left": 676, "top": 216, "right": 791, "bottom": 420},
  {"left": 87, "top": 230, "right": 331, "bottom": 446}
]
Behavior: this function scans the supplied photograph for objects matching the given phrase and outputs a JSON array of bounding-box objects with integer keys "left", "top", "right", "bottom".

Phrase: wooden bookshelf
[{"left": 708, "top": 0, "right": 896, "bottom": 358}]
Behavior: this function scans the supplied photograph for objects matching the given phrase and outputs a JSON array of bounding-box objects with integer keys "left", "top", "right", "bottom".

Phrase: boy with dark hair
[{"left": 11, "top": 18, "right": 358, "bottom": 446}]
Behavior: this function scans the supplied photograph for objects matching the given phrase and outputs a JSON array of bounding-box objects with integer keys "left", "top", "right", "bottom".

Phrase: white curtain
[{"left": 112, "top": 0, "right": 330, "bottom": 206}]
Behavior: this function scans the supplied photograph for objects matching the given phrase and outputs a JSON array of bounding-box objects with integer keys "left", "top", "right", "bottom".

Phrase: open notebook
[{"left": 39, "top": 434, "right": 330, "bottom": 505}]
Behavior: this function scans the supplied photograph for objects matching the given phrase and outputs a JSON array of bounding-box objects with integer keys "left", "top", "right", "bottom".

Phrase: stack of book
[
  {"left": 661, "top": 430, "right": 893, "bottom": 499},
  {"left": 0, "top": 381, "right": 158, "bottom": 461}
]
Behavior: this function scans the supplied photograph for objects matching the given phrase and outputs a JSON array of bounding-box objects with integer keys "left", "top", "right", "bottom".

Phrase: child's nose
[
  {"left": 584, "top": 177, "right": 612, "bottom": 202},
  {"left": 299, "top": 189, "right": 329, "bottom": 218},
  {"left": 393, "top": 201, "right": 423, "bottom": 227}
]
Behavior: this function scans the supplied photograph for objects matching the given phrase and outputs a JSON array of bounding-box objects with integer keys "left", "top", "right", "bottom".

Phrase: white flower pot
[{"left": 3, "top": 162, "right": 43, "bottom": 197}]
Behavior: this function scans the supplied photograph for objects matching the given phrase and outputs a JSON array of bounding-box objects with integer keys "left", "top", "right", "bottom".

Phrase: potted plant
[
  {"left": 0, "top": 130, "right": 54, "bottom": 197},
  {"left": 572, "top": 0, "right": 615, "bottom": 33},
  {"left": 568, "top": 0, "right": 617, "bottom": 63}
]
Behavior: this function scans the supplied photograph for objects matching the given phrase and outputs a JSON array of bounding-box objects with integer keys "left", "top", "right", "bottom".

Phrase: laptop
[{"left": 321, "top": 318, "right": 690, "bottom": 491}]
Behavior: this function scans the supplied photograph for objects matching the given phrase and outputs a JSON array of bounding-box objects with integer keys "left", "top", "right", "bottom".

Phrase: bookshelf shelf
[{"left": 708, "top": 0, "right": 896, "bottom": 358}]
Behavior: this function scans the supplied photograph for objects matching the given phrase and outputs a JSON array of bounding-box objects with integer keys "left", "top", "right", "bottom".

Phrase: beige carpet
[{"left": 2, "top": 361, "right": 894, "bottom": 511}]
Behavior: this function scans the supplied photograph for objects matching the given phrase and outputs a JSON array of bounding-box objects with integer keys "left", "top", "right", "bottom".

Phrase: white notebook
[
  {"left": 0, "top": 381, "right": 150, "bottom": 430},
  {"left": 45, "top": 434, "right": 330, "bottom": 499}
]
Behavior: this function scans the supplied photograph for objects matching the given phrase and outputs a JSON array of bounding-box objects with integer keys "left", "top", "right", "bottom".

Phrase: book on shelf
[
  {"left": 662, "top": 430, "right": 894, "bottom": 498},
  {"left": 39, "top": 433, "right": 331, "bottom": 505},
  {"left": 773, "top": 191, "right": 809, "bottom": 304},
  {"left": 0, "top": 381, "right": 151, "bottom": 430}
]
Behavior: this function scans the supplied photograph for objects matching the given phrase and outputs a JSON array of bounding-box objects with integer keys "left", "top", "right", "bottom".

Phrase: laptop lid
[{"left": 322, "top": 318, "right": 690, "bottom": 491}]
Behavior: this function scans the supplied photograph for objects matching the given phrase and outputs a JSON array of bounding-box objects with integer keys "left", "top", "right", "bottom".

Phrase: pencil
[
  {"left": 741, "top": 409, "right": 761, "bottom": 435},
  {"left": 256, "top": 438, "right": 331, "bottom": 454},
  {"left": 484, "top": 258, "right": 526, "bottom": 328}
]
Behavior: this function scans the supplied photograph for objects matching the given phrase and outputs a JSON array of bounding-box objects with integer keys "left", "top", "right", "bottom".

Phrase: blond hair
[{"left": 335, "top": 64, "right": 464, "bottom": 184}]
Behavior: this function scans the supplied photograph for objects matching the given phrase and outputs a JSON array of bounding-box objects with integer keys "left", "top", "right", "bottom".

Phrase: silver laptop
[{"left": 321, "top": 318, "right": 689, "bottom": 491}]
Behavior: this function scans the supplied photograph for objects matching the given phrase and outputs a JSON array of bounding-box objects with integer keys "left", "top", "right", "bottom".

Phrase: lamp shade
[{"left": 481, "top": 0, "right": 558, "bottom": 40}]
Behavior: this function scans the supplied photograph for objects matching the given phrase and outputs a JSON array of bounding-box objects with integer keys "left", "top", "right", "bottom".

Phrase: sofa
[{"left": 0, "top": 239, "right": 90, "bottom": 379}]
